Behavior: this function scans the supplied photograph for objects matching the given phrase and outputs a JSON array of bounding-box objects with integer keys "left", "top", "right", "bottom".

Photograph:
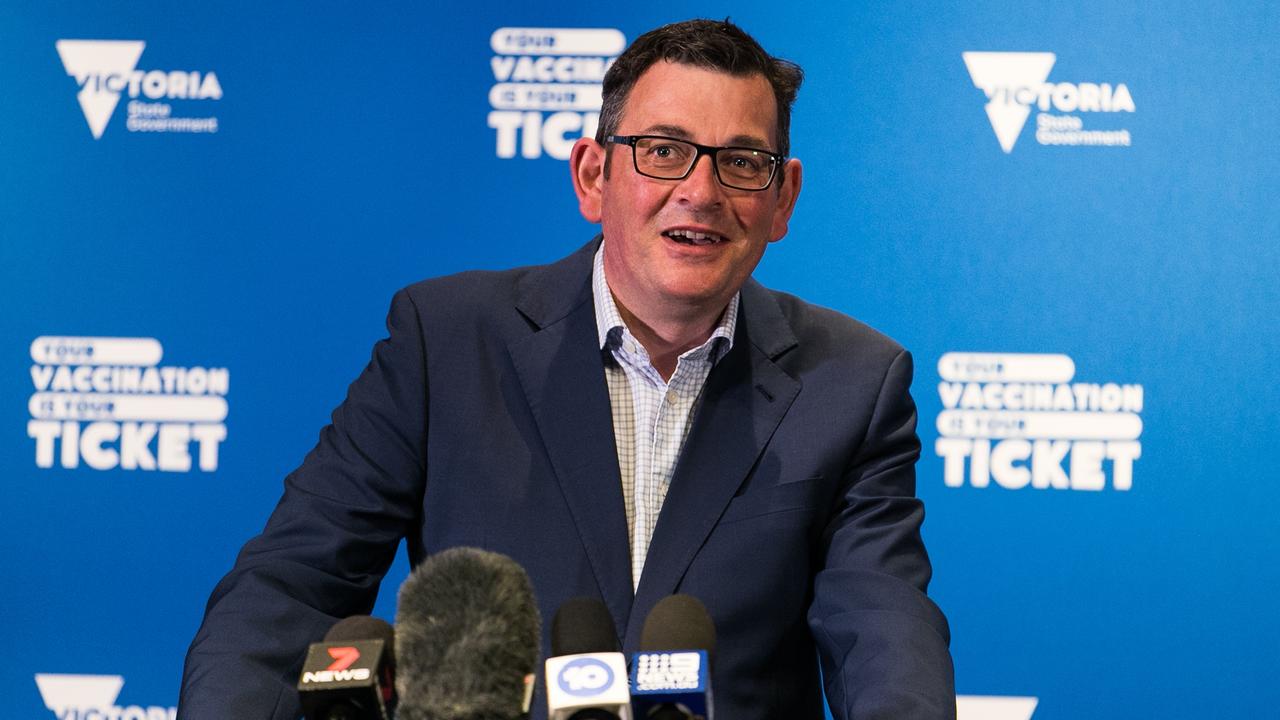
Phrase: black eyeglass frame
[{"left": 604, "top": 134, "right": 786, "bottom": 191}]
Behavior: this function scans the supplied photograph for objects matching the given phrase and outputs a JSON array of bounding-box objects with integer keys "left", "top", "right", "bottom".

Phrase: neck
[{"left": 612, "top": 293, "right": 725, "bottom": 382}]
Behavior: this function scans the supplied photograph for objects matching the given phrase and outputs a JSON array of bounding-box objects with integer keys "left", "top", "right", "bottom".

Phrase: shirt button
[{"left": 666, "top": 390, "right": 678, "bottom": 405}]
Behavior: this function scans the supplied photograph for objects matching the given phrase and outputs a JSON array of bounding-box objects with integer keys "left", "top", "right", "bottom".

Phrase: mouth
[{"left": 663, "top": 228, "right": 729, "bottom": 246}]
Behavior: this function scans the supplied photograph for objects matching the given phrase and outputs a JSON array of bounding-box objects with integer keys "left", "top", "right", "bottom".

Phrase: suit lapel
[
  {"left": 507, "top": 240, "right": 634, "bottom": 644},
  {"left": 626, "top": 280, "right": 801, "bottom": 647}
]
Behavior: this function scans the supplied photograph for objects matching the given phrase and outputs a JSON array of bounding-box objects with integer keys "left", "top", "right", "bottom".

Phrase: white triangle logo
[
  {"left": 34, "top": 673, "right": 125, "bottom": 716},
  {"left": 962, "top": 52, "right": 1056, "bottom": 153},
  {"left": 55, "top": 40, "right": 146, "bottom": 140}
]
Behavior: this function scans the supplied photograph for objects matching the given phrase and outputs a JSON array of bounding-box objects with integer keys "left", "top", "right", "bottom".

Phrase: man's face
[{"left": 572, "top": 60, "right": 802, "bottom": 321}]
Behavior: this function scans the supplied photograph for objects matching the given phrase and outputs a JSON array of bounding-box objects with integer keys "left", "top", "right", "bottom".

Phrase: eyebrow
[{"left": 638, "top": 124, "right": 775, "bottom": 152}]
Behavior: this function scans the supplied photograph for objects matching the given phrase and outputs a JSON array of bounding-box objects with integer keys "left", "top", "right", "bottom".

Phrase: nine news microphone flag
[{"left": 630, "top": 595, "right": 716, "bottom": 720}]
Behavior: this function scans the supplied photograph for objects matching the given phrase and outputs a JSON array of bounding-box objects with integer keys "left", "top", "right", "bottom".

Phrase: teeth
[{"left": 666, "top": 229, "right": 725, "bottom": 245}]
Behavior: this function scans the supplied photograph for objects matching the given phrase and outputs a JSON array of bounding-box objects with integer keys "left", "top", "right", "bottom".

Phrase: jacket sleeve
[
  {"left": 178, "top": 288, "right": 429, "bottom": 720},
  {"left": 808, "top": 349, "right": 956, "bottom": 719}
]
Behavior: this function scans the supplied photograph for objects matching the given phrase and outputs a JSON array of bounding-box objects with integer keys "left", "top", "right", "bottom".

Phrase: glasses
[{"left": 605, "top": 135, "right": 784, "bottom": 191}]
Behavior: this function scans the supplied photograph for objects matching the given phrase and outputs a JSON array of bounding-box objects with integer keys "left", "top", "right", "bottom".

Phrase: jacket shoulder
[
  {"left": 399, "top": 267, "right": 524, "bottom": 317},
  {"left": 395, "top": 240, "right": 597, "bottom": 331},
  {"left": 763, "top": 287, "right": 908, "bottom": 367}
]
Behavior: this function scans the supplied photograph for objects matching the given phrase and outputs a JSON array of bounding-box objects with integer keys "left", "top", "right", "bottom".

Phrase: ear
[
  {"left": 768, "top": 158, "right": 803, "bottom": 242},
  {"left": 570, "top": 137, "right": 605, "bottom": 223}
]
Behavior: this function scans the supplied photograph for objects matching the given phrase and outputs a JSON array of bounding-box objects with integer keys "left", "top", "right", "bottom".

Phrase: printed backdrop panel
[{"left": 2, "top": 2, "right": 1276, "bottom": 719}]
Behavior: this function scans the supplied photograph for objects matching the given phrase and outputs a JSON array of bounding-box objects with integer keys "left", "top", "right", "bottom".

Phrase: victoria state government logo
[
  {"left": 962, "top": 51, "right": 1134, "bottom": 153},
  {"left": 34, "top": 673, "right": 176, "bottom": 720},
  {"left": 55, "top": 39, "right": 222, "bottom": 139}
]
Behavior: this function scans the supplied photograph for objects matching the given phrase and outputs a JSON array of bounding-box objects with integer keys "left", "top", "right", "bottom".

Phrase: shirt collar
[{"left": 592, "top": 241, "right": 738, "bottom": 364}]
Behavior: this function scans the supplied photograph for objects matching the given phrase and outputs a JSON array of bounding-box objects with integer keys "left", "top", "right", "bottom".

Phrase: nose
[{"left": 674, "top": 153, "right": 725, "bottom": 209}]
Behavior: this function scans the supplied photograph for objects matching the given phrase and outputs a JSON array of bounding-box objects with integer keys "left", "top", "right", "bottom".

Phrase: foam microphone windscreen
[
  {"left": 551, "top": 597, "right": 618, "bottom": 656},
  {"left": 326, "top": 615, "right": 396, "bottom": 644},
  {"left": 395, "top": 547, "right": 541, "bottom": 720},
  {"left": 638, "top": 595, "right": 716, "bottom": 666}
]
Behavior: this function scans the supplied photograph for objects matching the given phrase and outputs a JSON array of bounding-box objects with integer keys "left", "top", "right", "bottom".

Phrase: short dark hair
[{"left": 596, "top": 18, "right": 804, "bottom": 157}]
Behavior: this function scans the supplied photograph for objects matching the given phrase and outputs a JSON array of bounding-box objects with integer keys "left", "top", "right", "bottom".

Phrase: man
[{"left": 180, "top": 19, "right": 954, "bottom": 719}]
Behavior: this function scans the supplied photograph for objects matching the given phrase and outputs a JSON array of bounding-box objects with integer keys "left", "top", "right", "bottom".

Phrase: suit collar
[
  {"left": 508, "top": 237, "right": 634, "bottom": 642},
  {"left": 513, "top": 237, "right": 600, "bottom": 330},
  {"left": 509, "top": 237, "right": 802, "bottom": 648},
  {"left": 514, "top": 236, "right": 797, "bottom": 358},
  {"left": 625, "top": 280, "right": 802, "bottom": 647},
  {"left": 738, "top": 276, "right": 799, "bottom": 360}
]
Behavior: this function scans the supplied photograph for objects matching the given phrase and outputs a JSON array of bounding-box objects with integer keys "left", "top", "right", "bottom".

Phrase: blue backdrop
[{"left": 4, "top": 3, "right": 1277, "bottom": 719}]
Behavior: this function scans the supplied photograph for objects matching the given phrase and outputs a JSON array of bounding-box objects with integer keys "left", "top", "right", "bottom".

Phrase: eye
[
  {"left": 722, "top": 151, "right": 765, "bottom": 173},
  {"left": 645, "top": 142, "right": 686, "bottom": 158},
  {"left": 638, "top": 139, "right": 693, "bottom": 167}
]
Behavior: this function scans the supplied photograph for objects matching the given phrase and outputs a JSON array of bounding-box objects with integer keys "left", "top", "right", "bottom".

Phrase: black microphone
[
  {"left": 395, "top": 547, "right": 541, "bottom": 720},
  {"left": 551, "top": 597, "right": 619, "bottom": 657},
  {"left": 297, "top": 615, "right": 396, "bottom": 720},
  {"left": 545, "top": 597, "right": 631, "bottom": 720},
  {"left": 629, "top": 595, "right": 716, "bottom": 720}
]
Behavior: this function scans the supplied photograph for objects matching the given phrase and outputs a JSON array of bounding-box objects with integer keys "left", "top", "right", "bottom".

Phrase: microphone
[
  {"left": 297, "top": 615, "right": 396, "bottom": 720},
  {"left": 544, "top": 597, "right": 632, "bottom": 720},
  {"left": 629, "top": 595, "right": 716, "bottom": 720},
  {"left": 395, "top": 547, "right": 541, "bottom": 720}
]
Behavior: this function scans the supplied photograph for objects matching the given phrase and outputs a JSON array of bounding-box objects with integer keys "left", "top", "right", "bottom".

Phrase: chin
[{"left": 660, "top": 283, "right": 728, "bottom": 308}]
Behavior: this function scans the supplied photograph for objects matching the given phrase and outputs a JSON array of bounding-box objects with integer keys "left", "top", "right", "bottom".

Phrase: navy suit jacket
[{"left": 179, "top": 239, "right": 954, "bottom": 719}]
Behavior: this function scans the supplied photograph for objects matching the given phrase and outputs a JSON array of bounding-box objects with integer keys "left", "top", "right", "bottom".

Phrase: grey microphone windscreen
[{"left": 395, "top": 547, "right": 541, "bottom": 720}]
